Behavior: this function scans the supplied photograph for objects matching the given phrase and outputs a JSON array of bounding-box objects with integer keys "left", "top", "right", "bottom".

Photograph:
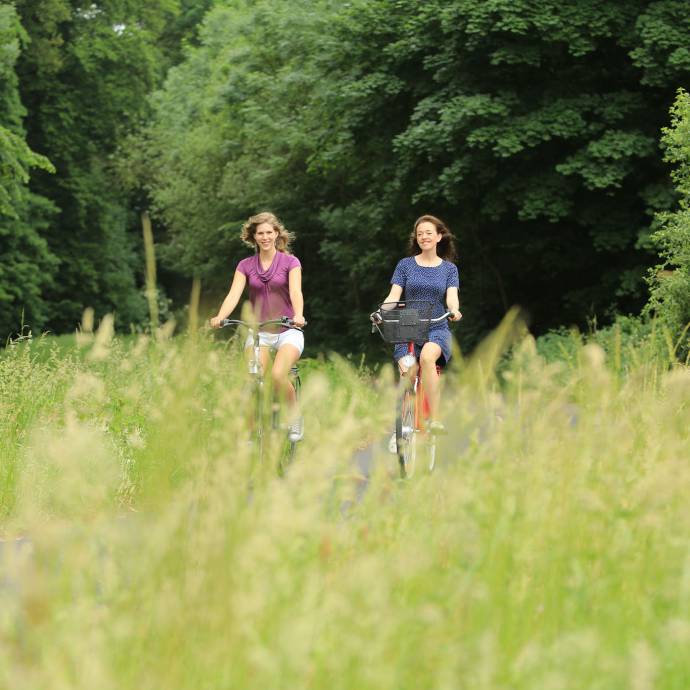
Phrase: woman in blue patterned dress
[{"left": 380, "top": 215, "right": 462, "bottom": 431}]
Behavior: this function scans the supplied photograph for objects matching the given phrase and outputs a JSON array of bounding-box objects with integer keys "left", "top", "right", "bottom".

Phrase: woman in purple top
[
  {"left": 210, "top": 212, "right": 305, "bottom": 439},
  {"left": 380, "top": 215, "right": 462, "bottom": 432}
]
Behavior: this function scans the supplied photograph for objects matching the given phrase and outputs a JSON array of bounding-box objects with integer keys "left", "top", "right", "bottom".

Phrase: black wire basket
[{"left": 375, "top": 301, "right": 434, "bottom": 344}]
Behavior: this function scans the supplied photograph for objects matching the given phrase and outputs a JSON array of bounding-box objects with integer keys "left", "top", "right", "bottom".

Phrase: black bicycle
[{"left": 221, "top": 316, "right": 303, "bottom": 473}]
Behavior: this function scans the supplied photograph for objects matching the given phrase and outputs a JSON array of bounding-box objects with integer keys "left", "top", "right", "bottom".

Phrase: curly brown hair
[
  {"left": 240, "top": 211, "right": 295, "bottom": 252},
  {"left": 407, "top": 214, "right": 457, "bottom": 263}
]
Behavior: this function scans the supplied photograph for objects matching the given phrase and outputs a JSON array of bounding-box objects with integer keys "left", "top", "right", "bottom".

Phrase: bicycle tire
[
  {"left": 278, "top": 440, "right": 297, "bottom": 476},
  {"left": 255, "top": 379, "right": 264, "bottom": 464},
  {"left": 427, "top": 435, "right": 437, "bottom": 473},
  {"left": 396, "top": 386, "right": 417, "bottom": 478}
]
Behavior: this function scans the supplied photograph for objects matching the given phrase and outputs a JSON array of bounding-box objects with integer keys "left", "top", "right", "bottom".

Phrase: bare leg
[
  {"left": 419, "top": 342, "right": 443, "bottom": 421},
  {"left": 271, "top": 344, "right": 301, "bottom": 413}
]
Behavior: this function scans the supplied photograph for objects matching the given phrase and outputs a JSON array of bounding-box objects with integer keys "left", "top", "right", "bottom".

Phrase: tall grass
[{"left": 1, "top": 317, "right": 689, "bottom": 689}]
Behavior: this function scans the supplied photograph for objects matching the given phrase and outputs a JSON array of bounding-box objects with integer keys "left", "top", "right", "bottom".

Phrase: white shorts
[{"left": 245, "top": 329, "right": 304, "bottom": 356}]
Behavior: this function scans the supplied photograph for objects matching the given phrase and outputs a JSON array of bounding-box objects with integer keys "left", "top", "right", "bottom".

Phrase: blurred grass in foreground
[{"left": 1, "top": 315, "right": 689, "bottom": 689}]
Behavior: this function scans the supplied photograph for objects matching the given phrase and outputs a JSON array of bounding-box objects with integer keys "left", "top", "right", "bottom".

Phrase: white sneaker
[
  {"left": 428, "top": 420, "right": 447, "bottom": 435},
  {"left": 388, "top": 432, "right": 398, "bottom": 454},
  {"left": 288, "top": 417, "right": 304, "bottom": 442}
]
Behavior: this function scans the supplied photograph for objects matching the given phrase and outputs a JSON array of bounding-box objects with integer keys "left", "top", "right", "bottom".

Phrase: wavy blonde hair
[{"left": 240, "top": 211, "right": 295, "bottom": 252}]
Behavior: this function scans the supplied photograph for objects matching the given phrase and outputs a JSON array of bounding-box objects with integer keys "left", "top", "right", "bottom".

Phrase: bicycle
[
  {"left": 220, "top": 316, "right": 303, "bottom": 473},
  {"left": 370, "top": 301, "right": 452, "bottom": 478}
]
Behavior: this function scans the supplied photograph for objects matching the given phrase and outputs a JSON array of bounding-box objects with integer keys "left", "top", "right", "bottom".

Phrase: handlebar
[
  {"left": 220, "top": 316, "right": 306, "bottom": 331},
  {"left": 369, "top": 307, "right": 460, "bottom": 336},
  {"left": 369, "top": 310, "right": 454, "bottom": 325}
]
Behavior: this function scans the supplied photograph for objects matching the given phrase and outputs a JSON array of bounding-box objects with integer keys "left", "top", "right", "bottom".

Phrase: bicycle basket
[{"left": 377, "top": 301, "right": 434, "bottom": 344}]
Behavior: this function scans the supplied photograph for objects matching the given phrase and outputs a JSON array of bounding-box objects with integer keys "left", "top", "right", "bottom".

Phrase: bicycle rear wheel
[
  {"left": 277, "top": 366, "right": 301, "bottom": 477},
  {"left": 396, "top": 386, "right": 416, "bottom": 478}
]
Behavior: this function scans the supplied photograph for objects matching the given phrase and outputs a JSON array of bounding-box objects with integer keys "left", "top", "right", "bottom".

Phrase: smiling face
[
  {"left": 415, "top": 220, "right": 442, "bottom": 252},
  {"left": 253, "top": 222, "right": 278, "bottom": 251}
]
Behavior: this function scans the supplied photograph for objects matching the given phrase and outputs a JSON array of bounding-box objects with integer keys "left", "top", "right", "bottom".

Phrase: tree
[
  {"left": 135, "top": 0, "right": 690, "bottom": 354},
  {"left": 13, "top": 0, "right": 194, "bottom": 333},
  {"left": 308, "top": 0, "right": 690, "bottom": 343},
  {"left": 128, "top": 0, "right": 343, "bottom": 343},
  {"left": 646, "top": 89, "right": 690, "bottom": 354},
  {"left": 0, "top": 3, "right": 58, "bottom": 338}
]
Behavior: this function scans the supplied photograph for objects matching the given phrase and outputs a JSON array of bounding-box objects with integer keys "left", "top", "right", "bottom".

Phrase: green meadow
[{"left": 1, "top": 319, "right": 688, "bottom": 690}]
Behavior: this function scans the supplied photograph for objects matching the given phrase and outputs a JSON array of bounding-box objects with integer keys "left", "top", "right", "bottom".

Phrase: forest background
[{"left": 2, "top": 0, "right": 690, "bottom": 358}]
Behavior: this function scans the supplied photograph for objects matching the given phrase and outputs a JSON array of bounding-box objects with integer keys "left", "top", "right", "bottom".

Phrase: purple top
[{"left": 237, "top": 252, "right": 301, "bottom": 330}]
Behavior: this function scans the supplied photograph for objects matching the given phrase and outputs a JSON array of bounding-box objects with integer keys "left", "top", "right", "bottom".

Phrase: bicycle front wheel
[
  {"left": 254, "top": 379, "right": 264, "bottom": 465},
  {"left": 427, "top": 435, "right": 437, "bottom": 473},
  {"left": 396, "top": 386, "right": 416, "bottom": 478}
]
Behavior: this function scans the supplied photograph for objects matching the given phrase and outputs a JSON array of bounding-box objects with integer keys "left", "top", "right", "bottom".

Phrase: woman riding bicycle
[
  {"left": 378, "top": 214, "right": 461, "bottom": 432},
  {"left": 210, "top": 211, "right": 305, "bottom": 440}
]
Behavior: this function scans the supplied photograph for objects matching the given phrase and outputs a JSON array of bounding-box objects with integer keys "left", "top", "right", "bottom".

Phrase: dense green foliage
[
  {"left": 2, "top": 0, "right": 690, "bottom": 353},
  {"left": 0, "top": 3, "right": 57, "bottom": 337},
  {"left": 1, "top": 328, "right": 690, "bottom": 687},
  {"left": 646, "top": 88, "right": 690, "bottom": 353},
  {"left": 13, "top": 0, "right": 188, "bottom": 332},
  {"left": 0, "top": 0, "right": 211, "bottom": 339},
  {"left": 133, "top": 0, "right": 690, "bottom": 353}
]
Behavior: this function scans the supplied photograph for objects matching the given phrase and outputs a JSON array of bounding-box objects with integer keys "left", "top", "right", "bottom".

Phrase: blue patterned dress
[{"left": 390, "top": 256, "right": 460, "bottom": 364}]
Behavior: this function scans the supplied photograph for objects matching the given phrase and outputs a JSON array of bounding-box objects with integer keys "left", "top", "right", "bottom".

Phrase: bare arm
[
  {"left": 381, "top": 284, "right": 403, "bottom": 309},
  {"left": 446, "top": 286, "right": 462, "bottom": 321},
  {"left": 288, "top": 267, "right": 305, "bottom": 327},
  {"left": 210, "top": 270, "right": 247, "bottom": 328}
]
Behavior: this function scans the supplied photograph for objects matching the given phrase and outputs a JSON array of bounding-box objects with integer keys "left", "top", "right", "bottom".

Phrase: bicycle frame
[
  {"left": 402, "top": 340, "right": 441, "bottom": 432},
  {"left": 395, "top": 340, "right": 444, "bottom": 477}
]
